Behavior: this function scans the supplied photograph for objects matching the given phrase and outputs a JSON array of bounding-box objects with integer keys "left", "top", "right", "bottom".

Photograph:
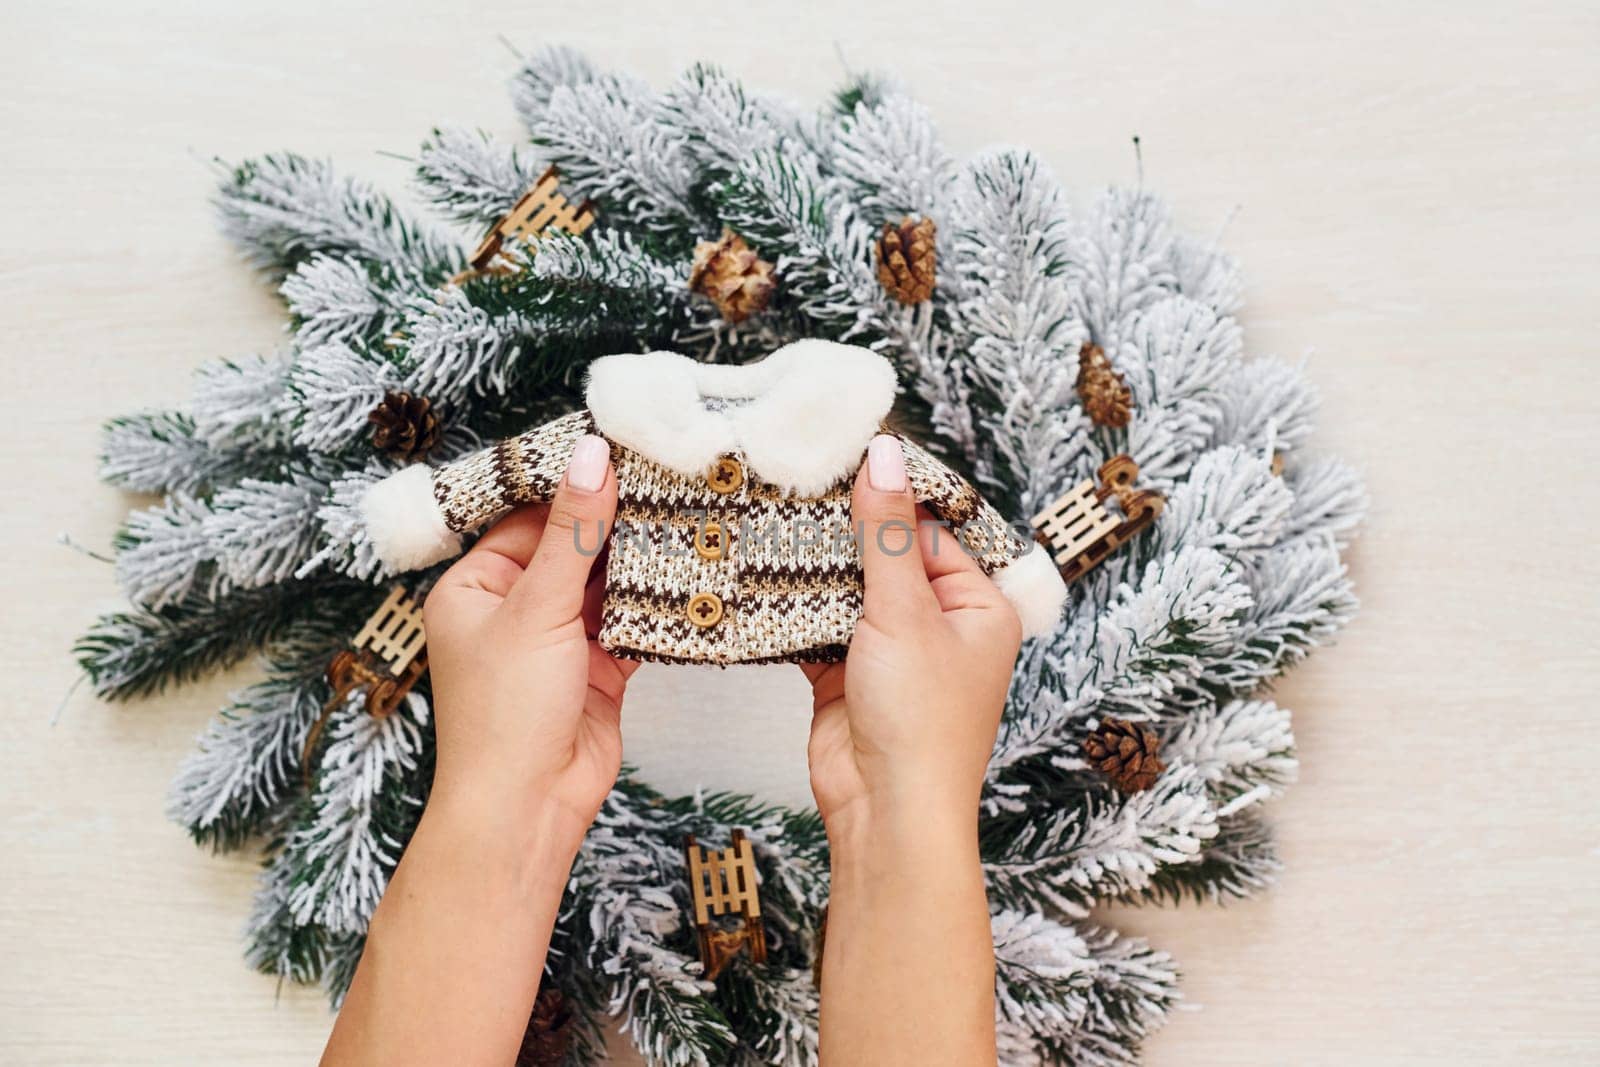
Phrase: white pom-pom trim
[
  {"left": 992, "top": 543, "right": 1068, "bottom": 639},
  {"left": 361, "top": 464, "right": 461, "bottom": 571}
]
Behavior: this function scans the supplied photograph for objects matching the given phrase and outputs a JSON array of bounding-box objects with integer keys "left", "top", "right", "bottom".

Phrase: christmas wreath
[{"left": 78, "top": 46, "right": 1364, "bottom": 1066}]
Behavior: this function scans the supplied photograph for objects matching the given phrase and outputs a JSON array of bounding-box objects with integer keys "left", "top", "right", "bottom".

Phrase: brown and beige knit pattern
[{"left": 428, "top": 412, "right": 1032, "bottom": 665}]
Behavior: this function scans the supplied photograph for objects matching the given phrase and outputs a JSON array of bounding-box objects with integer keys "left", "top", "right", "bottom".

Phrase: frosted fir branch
[
  {"left": 190, "top": 351, "right": 293, "bottom": 450},
  {"left": 114, "top": 494, "right": 222, "bottom": 610},
  {"left": 246, "top": 837, "right": 330, "bottom": 985},
  {"left": 568, "top": 788, "right": 746, "bottom": 1066},
  {"left": 320, "top": 931, "right": 366, "bottom": 1007},
  {"left": 600, "top": 919, "right": 733, "bottom": 1065},
  {"left": 396, "top": 285, "right": 533, "bottom": 405},
  {"left": 989, "top": 548, "right": 1251, "bottom": 777},
  {"left": 1044, "top": 924, "right": 1180, "bottom": 1067},
  {"left": 992, "top": 910, "right": 1098, "bottom": 1059},
  {"left": 827, "top": 93, "right": 954, "bottom": 221},
  {"left": 830, "top": 71, "right": 902, "bottom": 117},
  {"left": 1155, "top": 447, "right": 1294, "bottom": 559},
  {"left": 1092, "top": 546, "right": 1254, "bottom": 714},
  {"left": 203, "top": 471, "right": 329, "bottom": 589},
  {"left": 414, "top": 126, "right": 548, "bottom": 227},
  {"left": 297, "top": 423, "right": 478, "bottom": 584},
  {"left": 992, "top": 915, "right": 1179, "bottom": 1067},
  {"left": 282, "top": 255, "right": 419, "bottom": 350},
  {"left": 166, "top": 653, "right": 328, "bottom": 850},
  {"left": 75, "top": 580, "right": 334, "bottom": 700},
  {"left": 287, "top": 342, "right": 403, "bottom": 453},
  {"left": 286, "top": 692, "right": 431, "bottom": 935},
  {"left": 1200, "top": 540, "right": 1358, "bottom": 694},
  {"left": 522, "top": 229, "right": 692, "bottom": 334},
  {"left": 1164, "top": 699, "right": 1297, "bottom": 806},
  {"left": 983, "top": 767, "right": 1218, "bottom": 916},
  {"left": 657, "top": 64, "right": 789, "bottom": 179},
  {"left": 532, "top": 76, "right": 701, "bottom": 244},
  {"left": 169, "top": 592, "right": 389, "bottom": 851},
  {"left": 714, "top": 147, "right": 884, "bottom": 340},
  {"left": 1118, "top": 297, "right": 1240, "bottom": 489},
  {"left": 1211, "top": 355, "right": 1320, "bottom": 456},
  {"left": 510, "top": 43, "right": 603, "bottom": 132},
  {"left": 1170, "top": 230, "right": 1244, "bottom": 314},
  {"left": 989, "top": 635, "right": 1098, "bottom": 789},
  {"left": 943, "top": 150, "right": 1092, "bottom": 513},
  {"left": 100, "top": 412, "right": 252, "bottom": 495},
  {"left": 1068, "top": 188, "right": 1179, "bottom": 354},
  {"left": 1281, "top": 454, "right": 1367, "bottom": 549},
  {"left": 721, "top": 965, "right": 819, "bottom": 1067},
  {"left": 215, "top": 153, "right": 459, "bottom": 277},
  {"left": 298, "top": 460, "right": 397, "bottom": 582},
  {"left": 1138, "top": 809, "right": 1281, "bottom": 905}
]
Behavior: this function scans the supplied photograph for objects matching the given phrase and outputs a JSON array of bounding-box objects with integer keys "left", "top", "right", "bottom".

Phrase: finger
[
  {"left": 432, "top": 506, "right": 549, "bottom": 602},
  {"left": 586, "top": 643, "right": 636, "bottom": 710},
  {"left": 581, "top": 559, "right": 608, "bottom": 638},
  {"left": 800, "top": 661, "right": 845, "bottom": 713},
  {"left": 916, "top": 506, "right": 984, "bottom": 583},
  {"left": 853, "top": 435, "right": 938, "bottom": 622},
  {"left": 915, "top": 513, "right": 1008, "bottom": 614},
  {"left": 505, "top": 435, "right": 617, "bottom": 625}
]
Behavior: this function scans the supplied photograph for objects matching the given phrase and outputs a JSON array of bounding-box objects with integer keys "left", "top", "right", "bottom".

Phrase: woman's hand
[
  {"left": 801, "top": 433, "right": 1018, "bottom": 1067},
  {"left": 422, "top": 433, "right": 638, "bottom": 841},
  {"left": 803, "top": 434, "right": 1022, "bottom": 840},
  {"left": 324, "top": 434, "right": 634, "bottom": 1067}
]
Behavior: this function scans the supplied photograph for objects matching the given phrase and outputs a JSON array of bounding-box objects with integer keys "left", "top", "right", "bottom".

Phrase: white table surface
[{"left": 3, "top": 2, "right": 1597, "bottom": 1063}]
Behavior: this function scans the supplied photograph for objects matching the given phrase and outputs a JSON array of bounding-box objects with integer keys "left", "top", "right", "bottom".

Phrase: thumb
[
  {"left": 505, "top": 434, "right": 616, "bottom": 627},
  {"left": 854, "top": 434, "right": 936, "bottom": 624}
]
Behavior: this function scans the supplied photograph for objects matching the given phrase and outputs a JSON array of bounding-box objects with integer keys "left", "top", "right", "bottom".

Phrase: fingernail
[
  {"left": 566, "top": 435, "right": 609, "bottom": 492},
  {"left": 867, "top": 434, "right": 906, "bottom": 492}
]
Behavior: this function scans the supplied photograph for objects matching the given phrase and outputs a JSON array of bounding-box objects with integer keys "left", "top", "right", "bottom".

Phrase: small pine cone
[
  {"left": 368, "top": 391, "right": 441, "bottom": 461},
  {"left": 689, "top": 229, "right": 776, "bottom": 323},
  {"left": 1083, "top": 717, "right": 1164, "bottom": 792},
  {"left": 1075, "top": 342, "right": 1133, "bottom": 428},
  {"left": 875, "top": 216, "right": 937, "bottom": 304},
  {"left": 516, "top": 984, "right": 575, "bottom": 1067}
]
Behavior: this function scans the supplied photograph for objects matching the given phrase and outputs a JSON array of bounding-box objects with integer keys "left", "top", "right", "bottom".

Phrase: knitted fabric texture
[{"left": 364, "top": 342, "right": 1066, "bottom": 664}]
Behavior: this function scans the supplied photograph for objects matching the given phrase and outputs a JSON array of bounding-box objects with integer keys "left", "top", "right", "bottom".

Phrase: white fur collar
[{"left": 585, "top": 340, "right": 898, "bottom": 496}]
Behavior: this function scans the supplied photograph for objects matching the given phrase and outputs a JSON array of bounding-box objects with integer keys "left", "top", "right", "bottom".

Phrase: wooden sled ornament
[
  {"left": 1030, "top": 455, "right": 1164, "bottom": 583},
  {"left": 455, "top": 166, "right": 596, "bottom": 282},
  {"left": 684, "top": 829, "right": 767, "bottom": 980},
  {"left": 302, "top": 586, "right": 428, "bottom": 781}
]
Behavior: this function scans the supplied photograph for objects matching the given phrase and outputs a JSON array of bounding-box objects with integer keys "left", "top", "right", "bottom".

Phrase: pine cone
[
  {"left": 516, "top": 984, "right": 575, "bottom": 1067},
  {"left": 1075, "top": 342, "right": 1133, "bottom": 428},
  {"left": 368, "top": 391, "right": 441, "bottom": 461},
  {"left": 689, "top": 230, "right": 776, "bottom": 323},
  {"left": 875, "top": 216, "right": 936, "bottom": 304},
  {"left": 1083, "top": 717, "right": 1164, "bottom": 792}
]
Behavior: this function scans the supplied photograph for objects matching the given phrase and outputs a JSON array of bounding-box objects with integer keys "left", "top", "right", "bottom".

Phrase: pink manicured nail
[
  {"left": 566, "top": 435, "right": 610, "bottom": 492},
  {"left": 867, "top": 434, "right": 906, "bottom": 492}
]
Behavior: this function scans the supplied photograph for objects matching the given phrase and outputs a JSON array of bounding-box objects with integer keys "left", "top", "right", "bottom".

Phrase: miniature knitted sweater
[{"left": 363, "top": 341, "right": 1066, "bottom": 664}]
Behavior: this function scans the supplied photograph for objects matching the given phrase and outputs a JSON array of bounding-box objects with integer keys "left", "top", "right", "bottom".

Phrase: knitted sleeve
[
  {"left": 897, "top": 435, "right": 1068, "bottom": 638},
  {"left": 362, "top": 410, "right": 594, "bottom": 572}
]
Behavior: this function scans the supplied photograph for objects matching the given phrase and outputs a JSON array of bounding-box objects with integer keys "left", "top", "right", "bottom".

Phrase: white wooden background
[{"left": 3, "top": 2, "right": 1597, "bottom": 1063}]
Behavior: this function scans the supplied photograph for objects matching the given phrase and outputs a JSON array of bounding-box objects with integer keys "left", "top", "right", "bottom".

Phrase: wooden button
[
  {"left": 694, "top": 521, "right": 728, "bottom": 561},
  {"left": 687, "top": 593, "right": 724, "bottom": 628},
  {"left": 707, "top": 456, "right": 744, "bottom": 494}
]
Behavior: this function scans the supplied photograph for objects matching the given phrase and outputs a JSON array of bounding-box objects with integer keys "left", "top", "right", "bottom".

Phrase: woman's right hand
[
  {"left": 799, "top": 433, "right": 1015, "bottom": 1066},
  {"left": 801, "top": 434, "right": 1023, "bottom": 842}
]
